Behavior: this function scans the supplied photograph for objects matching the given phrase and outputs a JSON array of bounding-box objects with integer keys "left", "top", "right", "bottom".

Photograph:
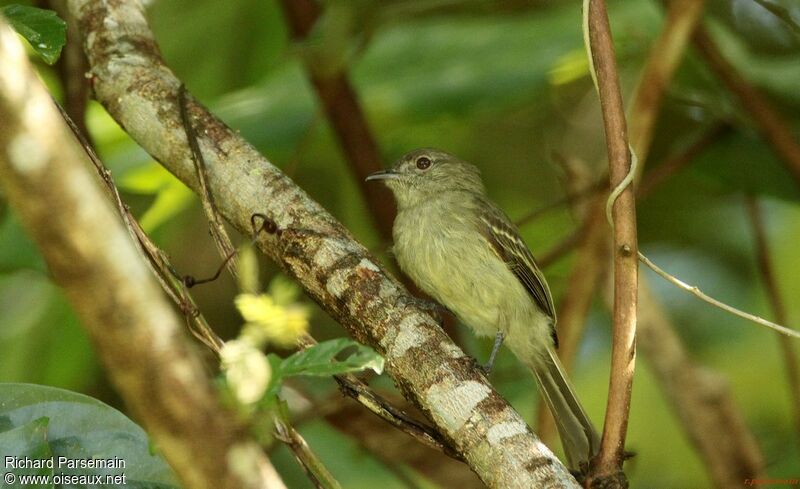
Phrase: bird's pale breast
[{"left": 392, "top": 197, "right": 548, "bottom": 352}]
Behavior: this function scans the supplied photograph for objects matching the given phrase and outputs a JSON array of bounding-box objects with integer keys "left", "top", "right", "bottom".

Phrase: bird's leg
[
  {"left": 482, "top": 331, "right": 505, "bottom": 375},
  {"left": 396, "top": 295, "right": 449, "bottom": 326}
]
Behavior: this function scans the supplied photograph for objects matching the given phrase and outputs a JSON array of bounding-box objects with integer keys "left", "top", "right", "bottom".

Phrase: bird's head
[{"left": 366, "top": 148, "right": 485, "bottom": 208}]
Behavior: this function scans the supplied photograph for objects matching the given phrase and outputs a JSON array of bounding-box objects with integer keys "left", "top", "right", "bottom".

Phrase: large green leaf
[
  {"left": 1, "top": 5, "right": 66, "bottom": 65},
  {"left": 0, "top": 384, "right": 179, "bottom": 488}
]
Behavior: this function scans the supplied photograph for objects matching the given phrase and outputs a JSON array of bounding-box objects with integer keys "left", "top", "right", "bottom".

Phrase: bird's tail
[{"left": 529, "top": 347, "right": 600, "bottom": 472}]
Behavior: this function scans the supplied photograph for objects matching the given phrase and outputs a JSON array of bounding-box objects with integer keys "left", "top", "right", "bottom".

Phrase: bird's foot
[{"left": 480, "top": 332, "right": 505, "bottom": 376}]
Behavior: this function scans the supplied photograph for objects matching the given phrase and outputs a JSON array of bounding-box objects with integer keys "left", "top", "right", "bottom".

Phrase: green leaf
[
  {"left": 0, "top": 417, "right": 54, "bottom": 488},
  {"left": 278, "top": 338, "right": 384, "bottom": 378},
  {"left": 1, "top": 5, "right": 66, "bottom": 65},
  {"left": 0, "top": 383, "right": 179, "bottom": 488}
]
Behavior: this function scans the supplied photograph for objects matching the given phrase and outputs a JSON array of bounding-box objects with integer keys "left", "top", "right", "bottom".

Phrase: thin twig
[
  {"left": 636, "top": 122, "right": 730, "bottom": 199},
  {"left": 181, "top": 250, "right": 238, "bottom": 288},
  {"left": 294, "top": 335, "right": 460, "bottom": 460},
  {"left": 333, "top": 376, "right": 462, "bottom": 460},
  {"left": 751, "top": 0, "right": 800, "bottom": 36},
  {"left": 55, "top": 102, "right": 224, "bottom": 353},
  {"left": 639, "top": 252, "right": 800, "bottom": 339},
  {"left": 584, "top": 0, "right": 638, "bottom": 485},
  {"left": 274, "top": 407, "right": 342, "bottom": 489},
  {"left": 538, "top": 226, "right": 587, "bottom": 269},
  {"left": 515, "top": 179, "right": 607, "bottom": 228},
  {"left": 745, "top": 197, "right": 800, "bottom": 444},
  {"left": 49, "top": 0, "right": 91, "bottom": 140},
  {"left": 178, "top": 84, "right": 239, "bottom": 278}
]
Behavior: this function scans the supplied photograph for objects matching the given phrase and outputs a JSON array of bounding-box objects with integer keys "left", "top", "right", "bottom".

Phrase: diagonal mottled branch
[
  {"left": 66, "top": 0, "right": 577, "bottom": 486},
  {"left": 0, "top": 21, "right": 284, "bottom": 489}
]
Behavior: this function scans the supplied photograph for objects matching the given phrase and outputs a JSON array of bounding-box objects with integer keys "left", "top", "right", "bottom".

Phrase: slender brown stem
[
  {"left": 56, "top": 103, "right": 225, "bottom": 353},
  {"left": 693, "top": 26, "right": 800, "bottom": 186},
  {"left": 274, "top": 409, "right": 342, "bottom": 489},
  {"left": 278, "top": 0, "right": 395, "bottom": 240},
  {"left": 585, "top": 0, "right": 638, "bottom": 485},
  {"left": 750, "top": 0, "right": 800, "bottom": 37},
  {"left": 178, "top": 84, "right": 239, "bottom": 277},
  {"left": 628, "top": 0, "right": 707, "bottom": 168},
  {"left": 333, "top": 376, "right": 461, "bottom": 459},
  {"left": 516, "top": 179, "right": 607, "bottom": 228},
  {"left": 49, "top": 0, "right": 91, "bottom": 140},
  {"left": 745, "top": 197, "right": 800, "bottom": 444}
]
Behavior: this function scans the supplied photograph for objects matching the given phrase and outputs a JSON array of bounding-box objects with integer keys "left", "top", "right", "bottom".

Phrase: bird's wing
[{"left": 477, "top": 202, "right": 558, "bottom": 345}]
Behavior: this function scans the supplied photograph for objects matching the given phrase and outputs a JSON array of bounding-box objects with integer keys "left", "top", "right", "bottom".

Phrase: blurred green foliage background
[{"left": 2, "top": 0, "right": 800, "bottom": 487}]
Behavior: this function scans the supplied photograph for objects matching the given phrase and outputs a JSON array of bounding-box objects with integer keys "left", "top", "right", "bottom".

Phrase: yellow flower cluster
[{"left": 235, "top": 293, "right": 310, "bottom": 349}]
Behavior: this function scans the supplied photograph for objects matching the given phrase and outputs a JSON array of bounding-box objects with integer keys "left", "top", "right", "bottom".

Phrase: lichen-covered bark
[
  {"left": 0, "top": 22, "right": 285, "bottom": 489},
  {"left": 65, "top": 0, "right": 578, "bottom": 486}
]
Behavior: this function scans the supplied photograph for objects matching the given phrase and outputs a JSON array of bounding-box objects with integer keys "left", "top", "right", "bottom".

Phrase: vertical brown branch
[
  {"left": 278, "top": 0, "right": 395, "bottom": 240},
  {"left": 585, "top": 0, "right": 638, "bottom": 485},
  {"left": 745, "top": 197, "right": 800, "bottom": 446}
]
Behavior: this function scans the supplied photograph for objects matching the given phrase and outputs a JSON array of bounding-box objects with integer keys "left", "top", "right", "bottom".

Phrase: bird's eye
[{"left": 416, "top": 156, "right": 432, "bottom": 170}]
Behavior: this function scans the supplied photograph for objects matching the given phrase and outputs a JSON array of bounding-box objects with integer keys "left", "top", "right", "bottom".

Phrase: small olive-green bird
[{"left": 366, "top": 148, "right": 599, "bottom": 471}]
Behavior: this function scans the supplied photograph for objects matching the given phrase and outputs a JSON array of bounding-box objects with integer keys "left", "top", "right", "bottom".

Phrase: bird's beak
[{"left": 365, "top": 169, "right": 400, "bottom": 182}]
